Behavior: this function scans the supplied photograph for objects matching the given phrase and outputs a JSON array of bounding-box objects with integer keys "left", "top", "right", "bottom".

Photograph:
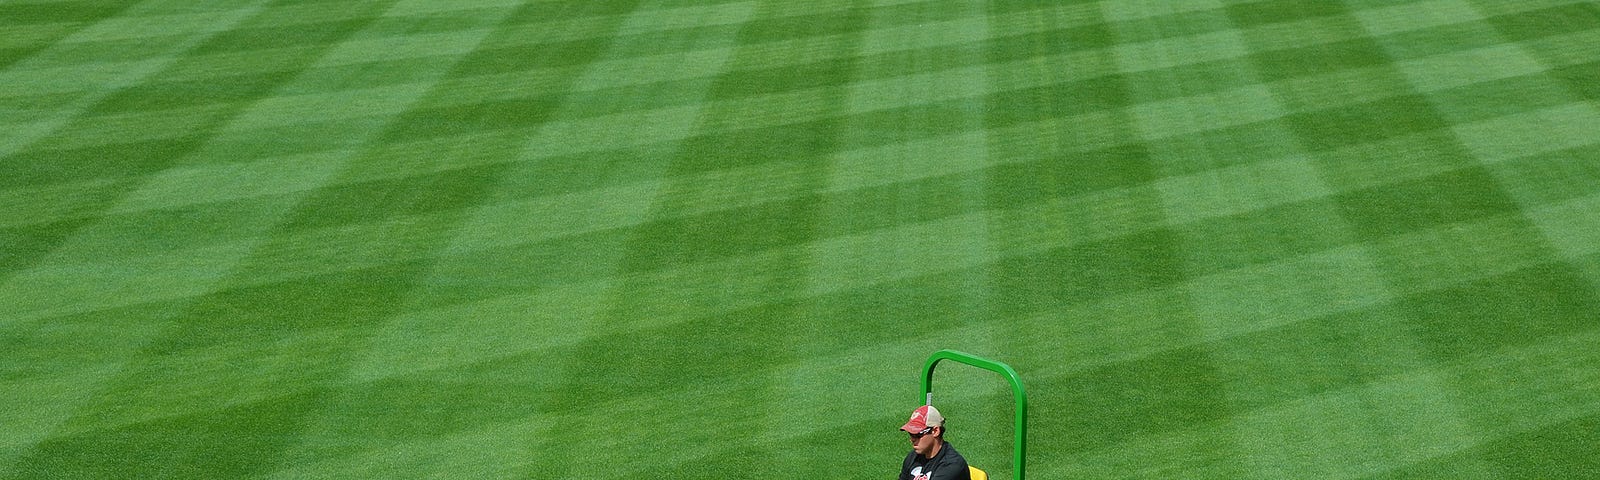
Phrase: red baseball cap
[{"left": 900, "top": 405, "right": 944, "bottom": 433}]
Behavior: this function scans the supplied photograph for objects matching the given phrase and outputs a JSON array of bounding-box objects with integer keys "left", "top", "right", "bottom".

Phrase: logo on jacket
[{"left": 910, "top": 466, "right": 931, "bottom": 480}]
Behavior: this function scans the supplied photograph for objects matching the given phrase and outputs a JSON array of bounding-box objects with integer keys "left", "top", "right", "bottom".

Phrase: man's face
[{"left": 908, "top": 426, "right": 939, "bottom": 457}]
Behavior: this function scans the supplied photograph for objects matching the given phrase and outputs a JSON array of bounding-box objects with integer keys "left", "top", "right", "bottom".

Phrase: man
[{"left": 899, "top": 405, "right": 970, "bottom": 480}]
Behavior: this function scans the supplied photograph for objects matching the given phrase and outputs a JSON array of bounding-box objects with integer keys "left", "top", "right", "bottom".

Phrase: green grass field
[{"left": 4, "top": 0, "right": 1600, "bottom": 478}]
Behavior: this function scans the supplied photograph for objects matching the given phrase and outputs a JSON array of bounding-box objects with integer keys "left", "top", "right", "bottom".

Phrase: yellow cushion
[{"left": 969, "top": 466, "right": 987, "bottom": 480}]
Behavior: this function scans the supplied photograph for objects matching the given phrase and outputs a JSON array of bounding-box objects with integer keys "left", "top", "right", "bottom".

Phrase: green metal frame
[{"left": 920, "top": 350, "right": 1027, "bottom": 480}]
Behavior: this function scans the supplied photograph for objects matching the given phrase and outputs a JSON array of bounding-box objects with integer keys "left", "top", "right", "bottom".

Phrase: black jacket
[{"left": 900, "top": 441, "right": 970, "bottom": 480}]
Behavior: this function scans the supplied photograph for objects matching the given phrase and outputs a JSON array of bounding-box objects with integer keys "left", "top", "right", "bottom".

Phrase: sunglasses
[{"left": 908, "top": 428, "right": 934, "bottom": 440}]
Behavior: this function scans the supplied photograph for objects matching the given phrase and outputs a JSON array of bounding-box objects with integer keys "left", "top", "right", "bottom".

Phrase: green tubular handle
[{"left": 920, "top": 350, "right": 1026, "bottom": 480}]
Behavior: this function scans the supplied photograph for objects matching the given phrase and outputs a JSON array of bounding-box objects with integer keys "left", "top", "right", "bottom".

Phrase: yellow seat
[{"left": 969, "top": 466, "right": 987, "bottom": 480}]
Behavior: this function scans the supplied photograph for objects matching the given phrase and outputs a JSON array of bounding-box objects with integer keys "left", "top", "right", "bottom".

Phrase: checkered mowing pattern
[{"left": 3, "top": 0, "right": 1599, "bottom": 478}]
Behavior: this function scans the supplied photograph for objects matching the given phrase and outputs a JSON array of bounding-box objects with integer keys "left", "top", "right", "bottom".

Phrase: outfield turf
[{"left": 4, "top": 0, "right": 1600, "bottom": 478}]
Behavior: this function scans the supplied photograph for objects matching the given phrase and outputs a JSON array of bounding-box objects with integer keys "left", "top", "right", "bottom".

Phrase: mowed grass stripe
[
  {"left": 0, "top": 1, "right": 276, "bottom": 158},
  {"left": 0, "top": 159, "right": 1290, "bottom": 322},
  {"left": 546, "top": 0, "right": 869, "bottom": 473},
  {"left": 990, "top": 214, "right": 1563, "bottom": 388},
  {"left": 294, "top": 4, "right": 754, "bottom": 474},
  {"left": 6, "top": 0, "right": 646, "bottom": 413},
  {"left": 7, "top": 19, "right": 1595, "bottom": 246},
  {"left": 0, "top": 4, "right": 611, "bottom": 102},
  {"left": 0, "top": 0, "right": 151, "bottom": 68},
  {"left": 1350, "top": 0, "right": 1596, "bottom": 297},
  {"left": 137, "top": 236, "right": 1600, "bottom": 476},
  {"left": 0, "top": 303, "right": 182, "bottom": 464},
  {"left": 0, "top": 189, "right": 1139, "bottom": 331},
  {"left": 1220, "top": 0, "right": 1418, "bottom": 329},
  {"left": 1218, "top": 8, "right": 1572, "bottom": 474},
  {"left": 305, "top": 1, "right": 1593, "bottom": 476},
  {"left": 265, "top": 322, "right": 964, "bottom": 478},
  {"left": 0, "top": 0, "right": 431, "bottom": 97},
  {"left": 0, "top": 0, "right": 543, "bottom": 474},
  {"left": 10, "top": 0, "right": 624, "bottom": 392},
  {"left": 0, "top": 0, "right": 287, "bottom": 282},
  {"left": 9, "top": 181, "right": 1190, "bottom": 403},
  {"left": 1487, "top": 144, "right": 1600, "bottom": 210},
  {"left": 0, "top": 0, "right": 552, "bottom": 289},
  {"left": 4, "top": 0, "right": 1586, "bottom": 176},
  {"left": 6, "top": 83, "right": 1587, "bottom": 296},
  {"left": 0, "top": 0, "right": 405, "bottom": 74},
  {"left": 0, "top": 0, "right": 1568, "bottom": 108},
  {"left": 975, "top": 256, "right": 1589, "bottom": 473},
  {"left": 1527, "top": 189, "right": 1600, "bottom": 260},
  {"left": 0, "top": 3, "right": 774, "bottom": 164},
  {"left": 0, "top": 1, "right": 1309, "bottom": 121},
  {"left": 0, "top": 0, "right": 1055, "bottom": 112},
  {"left": 1051, "top": 324, "right": 1600, "bottom": 479},
  {"left": 377, "top": 168, "right": 1587, "bottom": 408},
  {"left": 25, "top": 0, "right": 527, "bottom": 47},
  {"left": 975, "top": 258, "right": 1591, "bottom": 475},
  {"left": 5, "top": 88, "right": 1594, "bottom": 330},
  {"left": 1212, "top": 5, "right": 1593, "bottom": 478},
  {"left": 88, "top": 158, "right": 1569, "bottom": 393},
  {"left": 805, "top": 0, "right": 997, "bottom": 463},
  {"left": 9, "top": 2, "right": 1600, "bottom": 476},
  {"left": 6, "top": 86, "right": 1587, "bottom": 336},
  {"left": 0, "top": 0, "right": 434, "bottom": 287},
  {"left": 0, "top": 0, "right": 403, "bottom": 163},
  {"left": 5, "top": 2, "right": 751, "bottom": 476},
  {"left": 0, "top": 0, "right": 926, "bottom": 89},
  {"left": 1368, "top": 282, "right": 1600, "bottom": 477},
  {"left": 209, "top": 259, "right": 1350, "bottom": 476}
]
